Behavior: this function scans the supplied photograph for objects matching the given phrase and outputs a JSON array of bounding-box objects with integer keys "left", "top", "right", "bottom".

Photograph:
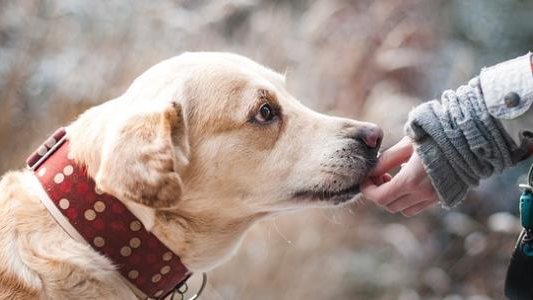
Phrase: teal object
[
  {"left": 523, "top": 242, "right": 533, "bottom": 257},
  {"left": 520, "top": 191, "right": 533, "bottom": 230}
]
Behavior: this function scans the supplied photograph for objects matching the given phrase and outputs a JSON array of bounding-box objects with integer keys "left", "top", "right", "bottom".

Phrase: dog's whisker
[
  {"left": 352, "top": 195, "right": 367, "bottom": 208},
  {"left": 273, "top": 217, "right": 292, "bottom": 245},
  {"left": 347, "top": 206, "right": 355, "bottom": 215},
  {"left": 319, "top": 207, "right": 342, "bottom": 225}
]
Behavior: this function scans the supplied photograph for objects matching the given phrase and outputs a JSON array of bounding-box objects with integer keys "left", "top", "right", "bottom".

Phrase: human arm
[{"left": 362, "top": 53, "right": 533, "bottom": 215}]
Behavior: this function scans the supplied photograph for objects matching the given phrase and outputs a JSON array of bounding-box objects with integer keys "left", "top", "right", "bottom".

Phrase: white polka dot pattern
[
  {"left": 63, "top": 165, "right": 73, "bottom": 176},
  {"left": 154, "top": 290, "right": 164, "bottom": 298},
  {"left": 84, "top": 209, "right": 96, "bottom": 221},
  {"left": 128, "top": 270, "right": 139, "bottom": 280},
  {"left": 94, "top": 186, "right": 104, "bottom": 195},
  {"left": 59, "top": 198, "right": 70, "bottom": 210},
  {"left": 129, "top": 237, "right": 141, "bottom": 248},
  {"left": 130, "top": 220, "right": 142, "bottom": 232},
  {"left": 93, "top": 236, "right": 105, "bottom": 248},
  {"left": 120, "top": 246, "right": 132, "bottom": 257},
  {"left": 94, "top": 201, "right": 106, "bottom": 213},
  {"left": 53, "top": 173, "right": 64, "bottom": 184},
  {"left": 38, "top": 168, "right": 47, "bottom": 177},
  {"left": 160, "top": 266, "right": 171, "bottom": 275},
  {"left": 152, "top": 274, "right": 162, "bottom": 283},
  {"left": 162, "top": 252, "right": 173, "bottom": 261}
]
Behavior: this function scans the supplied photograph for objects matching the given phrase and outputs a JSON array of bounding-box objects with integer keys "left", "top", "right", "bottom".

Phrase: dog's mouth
[
  {"left": 292, "top": 153, "right": 378, "bottom": 205},
  {"left": 292, "top": 183, "right": 361, "bottom": 205}
]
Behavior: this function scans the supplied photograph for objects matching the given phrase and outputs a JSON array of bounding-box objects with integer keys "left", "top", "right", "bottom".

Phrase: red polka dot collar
[{"left": 27, "top": 128, "right": 192, "bottom": 299}]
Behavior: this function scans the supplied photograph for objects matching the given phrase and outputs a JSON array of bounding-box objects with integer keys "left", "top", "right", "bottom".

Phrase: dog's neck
[
  {"left": 67, "top": 101, "right": 268, "bottom": 272},
  {"left": 152, "top": 205, "right": 267, "bottom": 272}
]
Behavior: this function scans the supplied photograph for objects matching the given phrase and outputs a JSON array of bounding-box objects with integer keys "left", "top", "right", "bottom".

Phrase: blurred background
[{"left": 1, "top": 0, "right": 533, "bottom": 299}]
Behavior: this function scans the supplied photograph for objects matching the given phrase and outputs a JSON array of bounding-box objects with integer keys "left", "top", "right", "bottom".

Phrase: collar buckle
[{"left": 26, "top": 127, "right": 67, "bottom": 171}]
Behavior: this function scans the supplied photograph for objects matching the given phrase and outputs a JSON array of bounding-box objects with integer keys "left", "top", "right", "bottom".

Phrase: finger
[
  {"left": 361, "top": 180, "right": 392, "bottom": 205},
  {"left": 371, "top": 136, "right": 414, "bottom": 176},
  {"left": 361, "top": 178, "right": 378, "bottom": 195},
  {"left": 383, "top": 173, "right": 392, "bottom": 182},
  {"left": 385, "top": 194, "right": 422, "bottom": 213},
  {"left": 401, "top": 200, "right": 437, "bottom": 217},
  {"left": 362, "top": 174, "right": 408, "bottom": 206},
  {"left": 369, "top": 173, "right": 392, "bottom": 185}
]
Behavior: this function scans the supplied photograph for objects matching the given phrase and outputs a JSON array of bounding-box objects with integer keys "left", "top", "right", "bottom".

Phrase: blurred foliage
[{"left": 1, "top": 0, "right": 532, "bottom": 299}]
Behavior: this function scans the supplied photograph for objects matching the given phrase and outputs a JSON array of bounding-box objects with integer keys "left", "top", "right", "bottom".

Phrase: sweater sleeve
[{"left": 404, "top": 77, "right": 521, "bottom": 208}]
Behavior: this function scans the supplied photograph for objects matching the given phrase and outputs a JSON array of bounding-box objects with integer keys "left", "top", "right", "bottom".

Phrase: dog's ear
[{"left": 95, "top": 102, "right": 189, "bottom": 208}]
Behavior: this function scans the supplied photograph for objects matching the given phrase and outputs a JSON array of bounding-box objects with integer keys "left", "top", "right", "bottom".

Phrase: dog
[{"left": 0, "top": 52, "right": 382, "bottom": 299}]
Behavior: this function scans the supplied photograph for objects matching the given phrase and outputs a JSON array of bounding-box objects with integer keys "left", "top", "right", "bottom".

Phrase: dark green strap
[
  {"left": 505, "top": 163, "right": 533, "bottom": 300},
  {"left": 505, "top": 229, "right": 533, "bottom": 300},
  {"left": 520, "top": 165, "right": 533, "bottom": 230}
]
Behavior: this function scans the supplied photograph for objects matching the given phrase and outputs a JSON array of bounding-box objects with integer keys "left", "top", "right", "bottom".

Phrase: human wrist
[{"left": 405, "top": 102, "right": 470, "bottom": 208}]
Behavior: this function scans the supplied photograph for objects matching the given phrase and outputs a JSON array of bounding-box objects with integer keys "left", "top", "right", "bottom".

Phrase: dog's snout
[{"left": 357, "top": 124, "right": 383, "bottom": 149}]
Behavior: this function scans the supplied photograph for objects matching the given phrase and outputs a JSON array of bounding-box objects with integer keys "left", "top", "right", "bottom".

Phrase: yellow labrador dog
[{"left": 0, "top": 52, "right": 382, "bottom": 299}]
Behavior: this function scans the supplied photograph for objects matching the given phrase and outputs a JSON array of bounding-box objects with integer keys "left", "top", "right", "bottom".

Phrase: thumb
[{"left": 371, "top": 136, "right": 414, "bottom": 176}]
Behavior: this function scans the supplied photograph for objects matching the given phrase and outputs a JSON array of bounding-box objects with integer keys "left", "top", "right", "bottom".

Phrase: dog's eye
[{"left": 254, "top": 103, "right": 276, "bottom": 123}]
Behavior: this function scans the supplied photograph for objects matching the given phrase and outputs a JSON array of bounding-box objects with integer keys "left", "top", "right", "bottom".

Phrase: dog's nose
[{"left": 357, "top": 124, "right": 383, "bottom": 149}]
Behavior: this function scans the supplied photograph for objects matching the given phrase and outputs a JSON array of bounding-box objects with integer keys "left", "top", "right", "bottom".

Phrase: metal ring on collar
[{"left": 172, "top": 273, "right": 207, "bottom": 300}]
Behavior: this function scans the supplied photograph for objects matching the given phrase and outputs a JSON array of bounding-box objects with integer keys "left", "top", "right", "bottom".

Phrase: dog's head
[
  {"left": 68, "top": 52, "right": 382, "bottom": 269},
  {"left": 81, "top": 52, "right": 381, "bottom": 215}
]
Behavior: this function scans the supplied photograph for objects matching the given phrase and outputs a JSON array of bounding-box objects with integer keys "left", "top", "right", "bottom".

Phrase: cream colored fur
[{"left": 0, "top": 52, "right": 379, "bottom": 299}]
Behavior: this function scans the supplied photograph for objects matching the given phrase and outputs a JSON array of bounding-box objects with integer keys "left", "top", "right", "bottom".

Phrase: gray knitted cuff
[
  {"left": 405, "top": 78, "right": 518, "bottom": 208},
  {"left": 407, "top": 103, "right": 470, "bottom": 208}
]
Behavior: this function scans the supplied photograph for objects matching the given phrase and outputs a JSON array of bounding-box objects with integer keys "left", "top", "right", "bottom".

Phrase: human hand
[{"left": 361, "top": 137, "right": 439, "bottom": 216}]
